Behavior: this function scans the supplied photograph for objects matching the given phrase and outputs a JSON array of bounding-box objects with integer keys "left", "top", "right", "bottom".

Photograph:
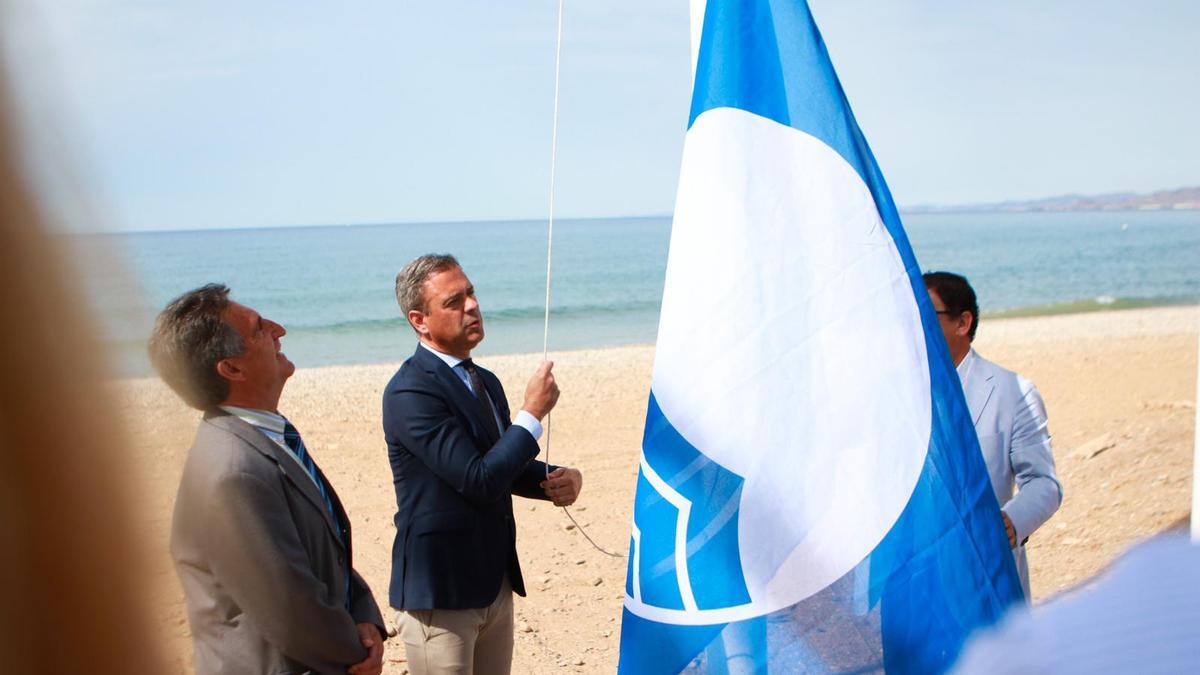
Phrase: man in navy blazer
[{"left": 384, "top": 254, "right": 583, "bottom": 674}]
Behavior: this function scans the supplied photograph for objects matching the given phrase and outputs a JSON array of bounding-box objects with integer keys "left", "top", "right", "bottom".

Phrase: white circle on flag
[{"left": 633, "top": 107, "right": 930, "bottom": 625}]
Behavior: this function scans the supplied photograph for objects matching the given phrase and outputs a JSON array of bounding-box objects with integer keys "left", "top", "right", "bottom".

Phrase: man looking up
[
  {"left": 384, "top": 254, "right": 583, "bottom": 674},
  {"left": 923, "top": 271, "right": 1063, "bottom": 599},
  {"left": 149, "top": 284, "right": 386, "bottom": 675}
]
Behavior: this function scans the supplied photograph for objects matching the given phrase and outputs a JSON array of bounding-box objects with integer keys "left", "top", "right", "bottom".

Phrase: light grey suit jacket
[
  {"left": 171, "top": 411, "right": 385, "bottom": 674},
  {"left": 963, "top": 351, "right": 1063, "bottom": 599}
]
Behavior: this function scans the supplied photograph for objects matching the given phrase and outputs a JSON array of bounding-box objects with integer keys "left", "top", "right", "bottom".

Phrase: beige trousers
[{"left": 396, "top": 578, "right": 514, "bottom": 675}]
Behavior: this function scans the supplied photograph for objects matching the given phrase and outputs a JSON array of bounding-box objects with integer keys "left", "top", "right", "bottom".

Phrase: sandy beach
[{"left": 116, "top": 305, "right": 1198, "bottom": 673}]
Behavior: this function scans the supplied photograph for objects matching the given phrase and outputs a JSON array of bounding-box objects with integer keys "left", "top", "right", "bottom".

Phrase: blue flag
[{"left": 618, "top": 2, "right": 1023, "bottom": 673}]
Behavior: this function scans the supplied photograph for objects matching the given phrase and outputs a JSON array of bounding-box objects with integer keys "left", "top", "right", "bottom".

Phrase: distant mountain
[{"left": 903, "top": 186, "right": 1200, "bottom": 214}]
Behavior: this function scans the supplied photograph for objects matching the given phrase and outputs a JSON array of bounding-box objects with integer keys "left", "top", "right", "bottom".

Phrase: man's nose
[
  {"left": 267, "top": 319, "right": 286, "bottom": 337},
  {"left": 465, "top": 295, "right": 480, "bottom": 313}
]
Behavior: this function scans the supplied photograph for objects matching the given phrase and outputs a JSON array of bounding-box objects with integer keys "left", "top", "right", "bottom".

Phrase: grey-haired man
[
  {"left": 150, "top": 283, "right": 386, "bottom": 675},
  {"left": 384, "top": 254, "right": 583, "bottom": 674}
]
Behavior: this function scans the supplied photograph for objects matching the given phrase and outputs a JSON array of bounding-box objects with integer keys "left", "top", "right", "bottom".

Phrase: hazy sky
[{"left": 5, "top": 1, "right": 1198, "bottom": 231}]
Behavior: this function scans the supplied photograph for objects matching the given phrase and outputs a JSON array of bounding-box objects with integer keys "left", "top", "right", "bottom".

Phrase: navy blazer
[{"left": 383, "top": 344, "right": 554, "bottom": 610}]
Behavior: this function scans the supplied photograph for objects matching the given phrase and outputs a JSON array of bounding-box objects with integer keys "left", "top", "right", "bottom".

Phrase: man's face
[
  {"left": 410, "top": 266, "right": 484, "bottom": 358},
  {"left": 220, "top": 301, "right": 295, "bottom": 407},
  {"left": 927, "top": 287, "right": 971, "bottom": 355}
]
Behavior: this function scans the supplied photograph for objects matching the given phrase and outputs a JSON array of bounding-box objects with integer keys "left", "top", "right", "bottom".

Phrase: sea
[{"left": 80, "top": 210, "right": 1199, "bottom": 377}]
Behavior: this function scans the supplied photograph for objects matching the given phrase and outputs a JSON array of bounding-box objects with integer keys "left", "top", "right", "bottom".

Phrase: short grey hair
[
  {"left": 395, "top": 253, "right": 460, "bottom": 331},
  {"left": 147, "top": 283, "right": 245, "bottom": 410}
]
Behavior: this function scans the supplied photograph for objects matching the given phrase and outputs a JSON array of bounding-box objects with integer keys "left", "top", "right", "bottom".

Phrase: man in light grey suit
[
  {"left": 150, "top": 284, "right": 386, "bottom": 674},
  {"left": 924, "top": 272, "right": 1063, "bottom": 599}
]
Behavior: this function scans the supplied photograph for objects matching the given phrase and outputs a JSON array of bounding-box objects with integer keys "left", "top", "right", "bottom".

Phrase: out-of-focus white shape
[{"left": 1193, "top": 330, "right": 1199, "bottom": 542}]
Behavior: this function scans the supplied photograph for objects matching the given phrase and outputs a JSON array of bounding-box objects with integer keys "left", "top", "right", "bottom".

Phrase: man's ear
[
  {"left": 956, "top": 311, "right": 975, "bottom": 339},
  {"left": 407, "top": 309, "right": 429, "bottom": 337},
  {"left": 216, "top": 358, "right": 245, "bottom": 382}
]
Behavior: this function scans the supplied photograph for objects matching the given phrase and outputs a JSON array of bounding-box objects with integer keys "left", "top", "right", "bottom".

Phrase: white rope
[
  {"left": 541, "top": 0, "right": 623, "bottom": 559},
  {"left": 542, "top": 0, "right": 563, "bottom": 363},
  {"left": 541, "top": 0, "right": 562, "bottom": 461}
]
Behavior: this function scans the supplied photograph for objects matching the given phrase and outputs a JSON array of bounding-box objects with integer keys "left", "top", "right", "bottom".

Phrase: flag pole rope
[{"left": 542, "top": 0, "right": 623, "bottom": 559}]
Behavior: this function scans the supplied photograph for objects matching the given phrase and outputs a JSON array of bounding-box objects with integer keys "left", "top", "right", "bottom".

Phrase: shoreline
[
  {"left": 114, "top": 302, "right": 1200, "bottom": 383},
  {"left": 986, "top": 296, "right": 1199, "bottom": 320}
]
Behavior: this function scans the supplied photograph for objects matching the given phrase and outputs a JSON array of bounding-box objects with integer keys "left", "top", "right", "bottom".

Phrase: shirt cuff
[{"left": 513, "top": 410, "right": 543, "bottom": 441}]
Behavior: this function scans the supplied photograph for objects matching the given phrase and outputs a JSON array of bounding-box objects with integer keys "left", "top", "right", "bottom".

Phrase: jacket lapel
[
  {"left": 965, "top": 362, "right": 996, "bottom": 427},
  {"left": 205, "top": 411, "right": 346, "bottom": 548},
  {"left": 413, "top": 345, "right": 501, "bottom": 447},
  {"left": 312, "top": 460, "right": 352, "bottom": 562}
]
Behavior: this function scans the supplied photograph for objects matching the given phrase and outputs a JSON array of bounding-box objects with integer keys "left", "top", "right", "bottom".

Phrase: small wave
[
  {"left": 277, "top": 300, "right": 663, "bottom": 334},
  {"left": 986, "top": 295, "right": 1198, "bottom": 319},
  {"left": 485, "top": 300, "right": 662, "bottom": 322}
]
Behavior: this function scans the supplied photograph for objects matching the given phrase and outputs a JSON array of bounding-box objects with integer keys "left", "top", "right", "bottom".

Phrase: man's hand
[
  {"left": 522, "top": 360, "right": 560, "bottom": 420},
  {"left": 1002, "top": 512, "right": 1017, "bottom": 548},
  {"left": 348, "top": 623, "right": 384, "bottom": 675},
  {"left": 540, "top": 466, "right": 582, "bottom": 507}
]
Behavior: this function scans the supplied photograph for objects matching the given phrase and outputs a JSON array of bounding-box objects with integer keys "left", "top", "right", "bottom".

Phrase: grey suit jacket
[
  {"left": 963, "top": 351, "right": 1063, "bottom": 598},
  {"left": 171, "top": 410, "right": 385, "bottom": 674}
]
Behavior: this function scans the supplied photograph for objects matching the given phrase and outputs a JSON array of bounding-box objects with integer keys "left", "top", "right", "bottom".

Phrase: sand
[{"left": 115, "top": 305, "right": 1198, "bottom": 673}]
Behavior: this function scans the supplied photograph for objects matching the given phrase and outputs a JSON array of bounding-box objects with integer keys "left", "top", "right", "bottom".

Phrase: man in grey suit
[
  {"left": 149, "top": 284, "right": 387, "bottom": 674},
  {"left": 924, "top": 271, "right": 1063, "bottom": 599}
]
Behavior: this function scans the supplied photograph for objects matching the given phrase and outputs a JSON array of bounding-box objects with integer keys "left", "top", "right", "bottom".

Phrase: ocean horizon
[{"left": 79, "top": 210, "right": 1200, "bottom": 377}]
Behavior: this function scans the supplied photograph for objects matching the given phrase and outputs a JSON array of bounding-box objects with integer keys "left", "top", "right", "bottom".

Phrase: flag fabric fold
[{"left": 619, "top": 1, "right": 1023, "bottom": 673}]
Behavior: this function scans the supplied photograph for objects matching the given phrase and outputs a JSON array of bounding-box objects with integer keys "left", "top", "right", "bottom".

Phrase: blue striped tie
[
  {"left": 282, "top": 420, "right": 339, "bottom": 522},
  {"left": 283, "top": 419, "right": 351, "bottom": 608}
]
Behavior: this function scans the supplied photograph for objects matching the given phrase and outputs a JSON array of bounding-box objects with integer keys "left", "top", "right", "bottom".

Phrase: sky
[{"left": 3, "top": 0, "right": 1198, "bottom": 232}]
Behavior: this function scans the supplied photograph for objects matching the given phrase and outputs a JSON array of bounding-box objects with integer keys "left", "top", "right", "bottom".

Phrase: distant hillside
[{"left": 904, "top": 186, "right": 1200, "bottom": 214}]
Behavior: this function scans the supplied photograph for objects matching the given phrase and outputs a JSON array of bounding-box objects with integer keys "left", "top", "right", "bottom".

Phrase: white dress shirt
[
  {"left": 955, "top": 348, "right": 978, "bottom": 389},
  {"left": 219, "top": 405, "right": 324, "bottom": 492},
  {"left": 417, "top": 341, "right": 543, "bottom": 441}
]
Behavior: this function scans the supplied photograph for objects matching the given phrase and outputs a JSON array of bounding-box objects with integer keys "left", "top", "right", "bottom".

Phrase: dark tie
[
  {"left": 282, "top": 419, "right": 351, "bottom": 608},
  {"left": 461, "top": 359, "right": 502, "bottom": 442},
  {"left": 282, "top": 420, "right": 341, "bottom": 530}
]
